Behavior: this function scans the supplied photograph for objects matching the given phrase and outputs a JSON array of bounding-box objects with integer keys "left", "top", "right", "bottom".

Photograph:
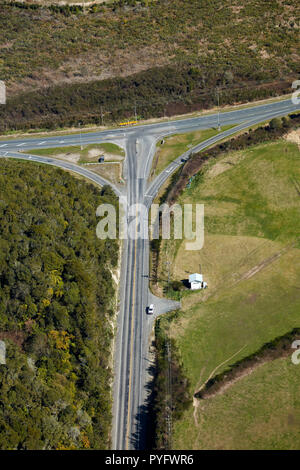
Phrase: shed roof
[{"left": 189, "top": 273, "right": 203, "bottom": 283}]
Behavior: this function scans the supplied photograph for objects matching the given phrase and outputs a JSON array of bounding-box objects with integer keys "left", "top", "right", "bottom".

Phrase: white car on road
[{"left": 147, "top": 304, "right": 154, "bottom": 315}]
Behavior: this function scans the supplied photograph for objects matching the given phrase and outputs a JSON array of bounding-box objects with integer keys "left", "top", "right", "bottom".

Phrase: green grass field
[
  {"left": 150, "top": 125, "right": 235, "bottom": 178},
  {"left": 157, "top": 137, "right": 300, "bottom": 449},
  {"left": 173, "top": 356, "right": 300, "bottom": 450}
]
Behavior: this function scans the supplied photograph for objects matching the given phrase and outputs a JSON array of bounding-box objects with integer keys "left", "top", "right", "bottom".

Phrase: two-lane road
[{"left": 111, "top": 98, "right": 300, "bottom": 450}]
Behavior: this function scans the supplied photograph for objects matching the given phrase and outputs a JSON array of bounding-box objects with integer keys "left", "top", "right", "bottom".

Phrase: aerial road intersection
[{"left": 1, "top": 97, "right": 299, "bottom": 450}]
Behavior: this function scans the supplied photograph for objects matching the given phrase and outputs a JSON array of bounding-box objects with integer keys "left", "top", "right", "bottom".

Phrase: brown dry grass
[
  {"left": 285, "top": 128, "right": 300, "bottom": 149},
  {"left": 8, "top": 45, "right": 171, "bottom": 96},
  {"left": 89, "top": 162, "right": 122, "bottom": 185}
]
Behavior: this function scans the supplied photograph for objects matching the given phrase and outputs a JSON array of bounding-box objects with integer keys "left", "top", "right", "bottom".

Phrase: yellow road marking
[{"left": 125, "top": 215, "right": 138, "bottom": 449}]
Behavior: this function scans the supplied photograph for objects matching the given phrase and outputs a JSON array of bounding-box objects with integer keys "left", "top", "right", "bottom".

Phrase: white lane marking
[
  {"left": 37, "top": 141, "right": 47, "bottom": 145},
  {"left": 0, "top": 144, "right": 7, "bottom": 147},
  {"left": 16, "top": 143, "right": 26, "bottom": 147},
  {"left": 165, "top": 166, "right": 175, "bottom": 173},
  {"left": 59, "top": 140, "right": 65, "bottom": 143}
]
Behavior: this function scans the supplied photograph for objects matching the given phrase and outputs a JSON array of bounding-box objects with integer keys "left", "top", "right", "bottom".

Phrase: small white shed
[
  {"left": 189, "top": 273, "right": 203, "bottom": 290},
  {"left": 189, "top": 273, "right": 208, "bottom": 290}
]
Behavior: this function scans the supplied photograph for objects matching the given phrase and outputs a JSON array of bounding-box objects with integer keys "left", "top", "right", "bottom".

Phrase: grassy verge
[
  {"left": 150, "top": 125, "right": 234, "bottom": 179},
  {"left": 89, "top": 162, "right": 123, "bottom": 185},
  {"left": 25, "top": 143, "right": 125, "bottom": 163}
]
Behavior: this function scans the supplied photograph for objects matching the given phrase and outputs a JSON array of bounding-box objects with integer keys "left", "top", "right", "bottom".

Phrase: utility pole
[
  {"left": 100, "top": 106, "right": 104, "bottom": 126},
  {"left": 165, "top": 261, "right": 171, "bottom": 294},
  {"left": 79, "top": 122, "right": 83, "bottom": 151},
  {"left": 166, "top": 335, "right": 172, "bottom": 450},
  {"left": 134, "top": 101, "right": 137, "bottom": 122},
  {"left": 217, "top": 88, "right": 221, "bottom": 131}
]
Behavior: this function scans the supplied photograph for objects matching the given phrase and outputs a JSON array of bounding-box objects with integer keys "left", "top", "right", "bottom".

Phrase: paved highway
[
  {"left": 1, "top": 97, "right": 299, "bottom": 450},
  {"left": 0, "top": 98, "right": 298, "bottom": 151}
]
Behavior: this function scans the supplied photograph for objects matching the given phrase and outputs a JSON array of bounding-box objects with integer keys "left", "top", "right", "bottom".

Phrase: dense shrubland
[
  {"left": 0, "top": 67, "right": 293, "bottom": 132},
  {"left": 0, "top": 161, "right": 118, "bottom": 449},
  {"left": 0, "top": 0, "right": 299, "bottom": 131}
]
